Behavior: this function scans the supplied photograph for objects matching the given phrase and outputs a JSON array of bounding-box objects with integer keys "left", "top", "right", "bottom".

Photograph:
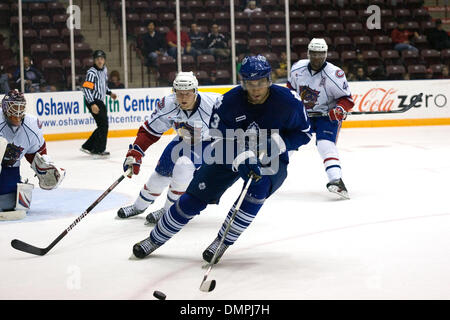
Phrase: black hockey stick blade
[
  {"left": 11, "top": 239, "right": 47, "bottom": 256},
  {"left": 200, "top": 279, "right": 216, "bottom": 292}
]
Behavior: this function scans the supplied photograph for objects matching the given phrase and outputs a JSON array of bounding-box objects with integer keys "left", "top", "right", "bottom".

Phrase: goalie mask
[{"left": 2, "top": 90, "right": 27, "bottom": 126}]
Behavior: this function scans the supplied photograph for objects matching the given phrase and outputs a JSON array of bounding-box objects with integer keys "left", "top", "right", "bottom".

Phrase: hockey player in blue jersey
[{"left": 130, "top": 55, "right": 312, "bottom": 262}]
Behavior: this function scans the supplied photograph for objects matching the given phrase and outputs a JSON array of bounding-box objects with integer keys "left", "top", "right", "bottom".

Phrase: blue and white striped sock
[{"left": 150, "top": 193, "right": 207, "bottom": 245}]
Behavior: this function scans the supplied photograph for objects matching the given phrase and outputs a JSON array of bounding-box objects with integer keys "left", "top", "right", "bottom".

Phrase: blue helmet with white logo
[{"left": 239, "top": 55, "right": 272, "bottom": 82}]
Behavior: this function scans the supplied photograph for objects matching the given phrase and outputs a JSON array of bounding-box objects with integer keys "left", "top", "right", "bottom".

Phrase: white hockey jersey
[
  {"left": 142, "top": 91, "right": 222, "bottom": 141},
  {"left": 0, "top": 111, "right": 45, "bottom": 168},
  {"left": 288, "top": 59, "right": 354, "bottom": 113}
]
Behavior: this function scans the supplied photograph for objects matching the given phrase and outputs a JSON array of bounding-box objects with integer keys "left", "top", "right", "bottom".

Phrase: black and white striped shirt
[{"left": 82, "top": 65, "right": 111, "bottom": 105}]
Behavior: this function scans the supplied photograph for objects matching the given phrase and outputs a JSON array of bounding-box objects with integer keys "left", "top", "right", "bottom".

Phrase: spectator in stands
[
  {"left": 391, "top": 21, "right": 419, "bottom": 52},
  {"left": 166, "top": 21, "right": 193, "bottom": 59},
  {"left": 438, "top": 65, "right": 449, "bottom": 79},
  {"left": 206, "top": 24, "right": 230, "bottom": 60},
  {"left": 369, "top": 66, "right": 386, "bottom": 81},
  {"left": 350, "top": 50, "right": 368, "bottom": 75},
  {"left": 355, "top": 67, "right": 371, "bottom": 81},
  {"left": 13, "top": 56, "right": 45, "bottom": 93},
  {"left": 108, "top": 70, "right": 125, "bottom": 89},
  {"left": 273, "top": 52, "right": 288, "bottom": 83},
  {"left": 426, "top": 19, "right": 450, "bottom": 51},
  {"left": 140, "top": 21, "right": 166, "bottom": 68},
  {"left": 243, "top": 0, "right": 262, "bottom": 16},
  {"left": 342, "top": 64, "right": 355, "bottom": 81},
  {"left": 189, "top": 23, "right": 207, "bottom": 58},
  {"left": 403, "top": 73, "right": 410, "bottom": 80},
  {"left": 0, "top": 64, "right": 10, "bottom": 94},
  {"left": 40, "top": 84, "right": 57, "bottom": 92}
]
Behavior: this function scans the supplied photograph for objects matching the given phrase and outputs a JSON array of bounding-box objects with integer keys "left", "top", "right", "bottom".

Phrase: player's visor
[
  {"left": 175, "top": 89, "right": 196, "bottom": 97},
  {"left": 242, "top": 78, "right": 271, "bottom": 90}
]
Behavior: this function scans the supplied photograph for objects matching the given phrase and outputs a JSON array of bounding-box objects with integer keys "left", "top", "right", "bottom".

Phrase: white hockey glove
[{"left": 31, "top": 153, "right": 66, "bottom": 190}]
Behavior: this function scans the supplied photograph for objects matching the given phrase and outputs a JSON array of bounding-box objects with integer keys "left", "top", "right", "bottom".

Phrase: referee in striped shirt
[{"left": 81, "top": 50, "right": 117, "bottom": 157}]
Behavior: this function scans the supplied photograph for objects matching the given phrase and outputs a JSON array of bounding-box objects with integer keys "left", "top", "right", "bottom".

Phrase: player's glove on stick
[
  {"left": 232, "top": 150, "right": 262, "bottom": 183},
  {"left": 123, "top": 144, "right": 144, "bottom": 178},
  {"left": 328, "top": 106, "right": 347, "bottom": 121}
]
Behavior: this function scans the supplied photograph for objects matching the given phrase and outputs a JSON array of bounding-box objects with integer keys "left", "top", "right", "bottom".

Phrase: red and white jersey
[
  {"left": 287, "top": 59, "right": 354, "bottom": 113},
  {"left": 142, "top": 91, "right": 221, "bottom": 141},
  {"left": 0, "top": 111, "right": 46, "bottom": 168}
]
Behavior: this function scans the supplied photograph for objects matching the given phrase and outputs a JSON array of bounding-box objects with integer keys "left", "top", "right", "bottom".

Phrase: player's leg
[
  {"left": 117, "top": 140, "right": 180, "bottom": 218},
  {"left": 145, "top": 140, "right": 208, "bottom": 224},
  {"left": 132, "top": 163, "right": 240, "bottom": 258},
  {"left": 203, "top": 161, "right": 288, "bottom": 263},
  {"left": 315, "top": 117, "right": 349, "bottom": 199},
  {"left": 145, "top": 156, "right": 195, "bottom": 224}
]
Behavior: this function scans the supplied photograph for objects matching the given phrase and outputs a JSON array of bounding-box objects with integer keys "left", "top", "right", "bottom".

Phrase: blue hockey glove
[{"left": 232, "top": 150, "right": 262, "bottom": 183}]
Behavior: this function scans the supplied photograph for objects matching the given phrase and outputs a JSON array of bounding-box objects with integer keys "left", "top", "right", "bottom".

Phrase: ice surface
[{"left": 1, "top": 126, "right": 449, "bottom": 299}]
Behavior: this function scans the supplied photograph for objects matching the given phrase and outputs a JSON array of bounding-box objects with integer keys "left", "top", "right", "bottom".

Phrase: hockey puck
[{"left": 153, "top": 290, "right": 166, "bottom": 300}]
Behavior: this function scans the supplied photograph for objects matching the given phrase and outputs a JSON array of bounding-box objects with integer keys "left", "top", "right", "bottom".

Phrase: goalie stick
[
  {"left": 10, "top": 168, "right": 132, "bottom": 256},
  {"left": 307, "top": 92, "right": 423, "bottom": 117}
]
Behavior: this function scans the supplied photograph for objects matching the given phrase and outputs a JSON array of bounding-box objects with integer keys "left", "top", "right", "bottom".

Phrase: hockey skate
[
  {"left": 326, "top": 178, "right": 350, "bottom": 199},
  {"left": 132, "top": 237, "right": 160, "bottom": 259},
  {"left": 92, "top": 151, "right": 110, "bottom": 159},
  {"left": 80, "top": 147, "right": 92, "bottom": 155},
  {"left": 117, "top": 205, "right": 144, "bottom": 218},
  {"left": 145, "top": 208, "right": 165, "bottom": 225},
  {"left": 202, "top": 236, "right": 230, "bottom": 264}
]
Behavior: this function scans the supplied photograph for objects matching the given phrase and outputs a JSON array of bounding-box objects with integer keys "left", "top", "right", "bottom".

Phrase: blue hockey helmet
[{"left": 239, "top": 55, "right": 272, "bottom": 83}]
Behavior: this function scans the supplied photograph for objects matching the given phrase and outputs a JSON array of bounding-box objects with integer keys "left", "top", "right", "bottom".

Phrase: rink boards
[{"left": 3, "top": 79, "right": 450, "bottom": 141}]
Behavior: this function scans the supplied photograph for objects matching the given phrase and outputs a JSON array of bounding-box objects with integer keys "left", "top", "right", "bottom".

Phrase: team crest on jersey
[
  {"left": 336, "top": 70, "right": 345, "bottom": 78},
  {"left": 299, "top": 85, "right": 320, "bottom": 110},
  {"left": 2, "top": 143, "right": 24, "bottom": 167},
  {"left": 246, "top": 121, "right": 260, "bottom": 134}
]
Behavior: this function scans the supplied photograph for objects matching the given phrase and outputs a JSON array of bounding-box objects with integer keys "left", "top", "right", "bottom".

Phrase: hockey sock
[
  {"left": 163, "top": 156, "right": 195, "bottom": 210},
  {"left": 218, "top": 177, "right": 271, "bottom": 246},
  {"left": 150, "top": 193, "right": 207, "bottom": 246},
  {"left": 317, "top": 139, "right": 342, "bottom": 182},
  {"left": 134, "top": 171, "right": 170, "bottom": 211}
]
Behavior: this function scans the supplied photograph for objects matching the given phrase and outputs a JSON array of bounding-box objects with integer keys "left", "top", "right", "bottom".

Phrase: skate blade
[
  {"left": 128, "top": 254, "right": 140, "bottom": 260},
  {"left": 327, "top": 186, "right": 350, "bottom": 199},
  {"left": 92, "top": 154, "right": 110, "bottom": 160}
]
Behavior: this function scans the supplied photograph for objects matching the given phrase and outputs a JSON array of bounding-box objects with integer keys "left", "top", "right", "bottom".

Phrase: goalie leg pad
[
  {"left": 31, "top": 153, "right": 66, "bottom": 190},
  {"left": 15, "top": 182, "right": 34, "bottom": 211}
]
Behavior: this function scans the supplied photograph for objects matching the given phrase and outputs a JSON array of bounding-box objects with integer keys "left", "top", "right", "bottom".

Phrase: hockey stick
[
  {"left": 199, "top": 174, "right": 254, "bottom": 292},
  {"left": 11, "top": 168, "right": 132, "bottom": 256},
  {"left": 199, "top": 148, "right": 277, "bottom": 292},
  {"left": 307, "top": 92, "right": 423, "bottom": 117}
]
